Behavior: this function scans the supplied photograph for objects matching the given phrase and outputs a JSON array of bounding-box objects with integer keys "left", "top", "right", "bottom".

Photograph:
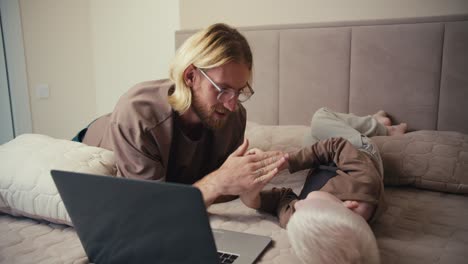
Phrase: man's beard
[{"left": 192, "top": 91, "right": 231, "bottom": 130}]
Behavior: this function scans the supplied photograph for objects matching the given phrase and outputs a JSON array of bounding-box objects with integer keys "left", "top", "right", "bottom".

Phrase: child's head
[{"left": 287, "top": 191, "right": 380, "bottom": 264}]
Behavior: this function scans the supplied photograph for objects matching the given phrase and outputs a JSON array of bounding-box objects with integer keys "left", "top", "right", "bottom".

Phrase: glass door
[{"left": 0, "top": 14, "right": 15, "bottom": 144}]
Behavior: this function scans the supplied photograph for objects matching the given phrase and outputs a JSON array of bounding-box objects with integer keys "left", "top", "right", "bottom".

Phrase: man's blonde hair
[
  {"left": 287, "top": 200, "right": 380, "bottom": 264},
  {"left": 169, "top": 23, "right": 252, "bottom": 113}
]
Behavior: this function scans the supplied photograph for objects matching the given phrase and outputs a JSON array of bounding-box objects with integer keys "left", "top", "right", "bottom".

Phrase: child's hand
[
  {"left": 246, "top": 148, "right": 290, "bottom": 172},
  {"left": 240, "top": 148, "right": 289, "bottom": 209},
  {"left": 240, "top": 188, "right": 262, "bottom": 209}
]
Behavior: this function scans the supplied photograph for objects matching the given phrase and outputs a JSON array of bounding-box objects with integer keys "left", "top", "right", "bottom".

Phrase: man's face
[
  {"left": 191, "top": 61, "right": 250, "bottom": 130},
  {"left": 191, "top": 89, "right": 228, "bottom": 130}
]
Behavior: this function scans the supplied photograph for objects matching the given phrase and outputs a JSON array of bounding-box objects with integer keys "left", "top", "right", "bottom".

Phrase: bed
[{"left": 1, "top": 15, "right": 468, "bottom": 263}]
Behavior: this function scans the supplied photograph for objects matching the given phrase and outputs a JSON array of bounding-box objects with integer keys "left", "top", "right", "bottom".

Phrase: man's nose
[{"left": 223, "top": 98, "right": 237, "bottom": 112}]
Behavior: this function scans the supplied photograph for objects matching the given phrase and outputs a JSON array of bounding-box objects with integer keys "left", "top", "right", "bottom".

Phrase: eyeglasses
[{"left": 197, "top": 68, "right": 254, "bottom": 103}]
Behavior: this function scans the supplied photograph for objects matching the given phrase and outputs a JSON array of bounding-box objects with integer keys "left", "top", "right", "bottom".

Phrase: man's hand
[
  {"left": 194, "top": 139, "right": 287, "bottom": 206},
  {"left": 216, "top": 139, "right": 287, "bottom": 195}
]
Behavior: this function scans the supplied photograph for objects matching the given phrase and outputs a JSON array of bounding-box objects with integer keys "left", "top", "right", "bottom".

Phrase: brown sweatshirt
[
  {"left": 83, "top": 79, "right": 246, "bottom": 183},
  {"left": 259, "top": 137, "right": 386, "bottom": 228}
]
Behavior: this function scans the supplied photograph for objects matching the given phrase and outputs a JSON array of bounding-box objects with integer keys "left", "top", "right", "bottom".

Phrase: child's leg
[{"left": 310, "top": 107, "right": 387, "bottom": 149}]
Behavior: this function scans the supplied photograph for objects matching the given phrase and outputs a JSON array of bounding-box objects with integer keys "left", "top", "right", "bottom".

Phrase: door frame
[{"left": 0, "top": 0, "right": 32, "bottom": 136}]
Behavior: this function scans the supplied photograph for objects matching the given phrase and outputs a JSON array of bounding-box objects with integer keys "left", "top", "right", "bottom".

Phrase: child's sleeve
[
  {"left": 259, "top": 187, "right": 299, "bottom": 228},
  {"left": 288, "top": 137, "right": 366, "bottom": 173}
]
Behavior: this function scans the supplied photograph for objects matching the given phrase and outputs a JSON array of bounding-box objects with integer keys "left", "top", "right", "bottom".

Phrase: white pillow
[{"left": 0, "top": 134, "right": 116, "bottom": 225}]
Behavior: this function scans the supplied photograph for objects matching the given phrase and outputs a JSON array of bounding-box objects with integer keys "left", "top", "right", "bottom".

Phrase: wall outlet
[{"left": 36, "top": 84, "right": 49, "bottom": 99}]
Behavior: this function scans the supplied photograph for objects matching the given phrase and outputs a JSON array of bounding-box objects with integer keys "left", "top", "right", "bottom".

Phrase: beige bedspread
[
  {"left": 2, "top": 124, "right": 468, "bottom": 263},
  {"left": 2, "top": 167, "right": 468, "bottom": 264}
]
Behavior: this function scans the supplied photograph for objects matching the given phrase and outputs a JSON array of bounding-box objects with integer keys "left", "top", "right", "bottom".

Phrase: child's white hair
[{"left": 287, "top": 199, "right": 380, "bottom": 264}]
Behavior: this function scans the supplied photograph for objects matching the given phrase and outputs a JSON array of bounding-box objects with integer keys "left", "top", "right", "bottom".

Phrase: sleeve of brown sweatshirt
[
  {"left": 259, "top": 137, "right": 382, "bottom": 228},
  {"left": 288, "top": 137, "right": 359, "bottom": 174},
  {"left": 259, "top": 187, "right": 299, "bottom": 228}
]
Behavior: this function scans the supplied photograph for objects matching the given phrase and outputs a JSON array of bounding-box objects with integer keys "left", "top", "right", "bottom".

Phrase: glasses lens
[
  {"left": 237, "top": 94, "right": 249, "bottom": 102},
  {"left": 218, "top": 90, "right": 235, "bottom": 102},
  {"left": 238, "top": 89, "right": 253, "bottom": 102},
  {"left": 218, "top": 87, "right": 253, "bottom": 103}
]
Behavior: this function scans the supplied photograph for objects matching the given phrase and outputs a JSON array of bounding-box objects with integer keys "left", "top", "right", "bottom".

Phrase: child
[
  {"left": 241, "top": 136, "right": 386, "bottom": 227},
  {"left": 241, "top": 108, "right": 407, "bottom": 226},
  {"left": 241, "top": 108, "right": 407, "bottom": 264}
]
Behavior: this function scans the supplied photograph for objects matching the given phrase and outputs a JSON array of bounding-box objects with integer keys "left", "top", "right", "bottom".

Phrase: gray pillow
[{"left": 372, "top": 130, "right": 468, "bottom": 194}]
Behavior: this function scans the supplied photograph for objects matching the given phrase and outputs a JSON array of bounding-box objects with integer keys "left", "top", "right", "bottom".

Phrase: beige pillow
[
  {"left": 372, "top": 130, "right": 468, "bottom": 194},
  {"left": 245, "top": 121, "right": 309, "bottom": 153},
  {"left": 247, "top": 122, "right": 468, "bottom": 194},
  {"left": 0, "top": 134, "right": 116, "bottom": 225}
]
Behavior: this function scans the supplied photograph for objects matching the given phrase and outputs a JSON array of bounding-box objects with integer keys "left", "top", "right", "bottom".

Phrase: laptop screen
[{"left": 51, "top": 170, "right": 220, "bottom": 264}]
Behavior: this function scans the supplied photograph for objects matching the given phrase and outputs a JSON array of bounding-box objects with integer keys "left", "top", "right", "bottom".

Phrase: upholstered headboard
[{"left": 175, "top": 15, "right": 468, "bottom": 133}]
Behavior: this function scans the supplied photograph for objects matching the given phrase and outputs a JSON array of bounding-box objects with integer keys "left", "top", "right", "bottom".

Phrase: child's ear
[{"left": 343, "top": 200, "right": 359, "bottom": 209}]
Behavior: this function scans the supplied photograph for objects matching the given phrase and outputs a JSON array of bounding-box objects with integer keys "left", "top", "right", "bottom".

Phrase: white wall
[
  {"left": 180, "top": 0, "right": 468, "bottom": 29},
  {"left": 90, "top": 0, "right": 179, "bottom": 116},
  {"left": 20, "top": 0, "right": 96, "bottom": 139},
  {"left": 19, "top": 0, "right": 179, "bottom": 139}
]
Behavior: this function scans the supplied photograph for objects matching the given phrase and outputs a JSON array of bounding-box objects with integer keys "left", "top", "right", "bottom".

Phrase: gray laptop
[{"left": 51, "top": 170, "right": 271, "bottom": 264}]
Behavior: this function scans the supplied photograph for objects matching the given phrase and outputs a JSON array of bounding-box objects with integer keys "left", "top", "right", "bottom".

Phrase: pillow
[
  {"left": 245, "top": 121, "right": 309, "bottom": 153},
  {"left": 0, "top": 134, "right": 116, "bottom": 225},
  {"left": 247, "top": 122, "right": 468, "bottom": 194},
  {"left": 372, "top": 130, "right": 468, "bottom": 194}
]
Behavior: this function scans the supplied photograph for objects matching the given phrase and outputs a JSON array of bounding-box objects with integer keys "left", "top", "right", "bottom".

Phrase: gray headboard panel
[{"left": 176, "top": 15, "right": 468, "bottom": 133}]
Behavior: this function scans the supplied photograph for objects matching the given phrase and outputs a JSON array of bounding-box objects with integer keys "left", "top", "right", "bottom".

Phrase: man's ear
[{"left": 183, "top": 64, "right": 196, "bottom": 87}]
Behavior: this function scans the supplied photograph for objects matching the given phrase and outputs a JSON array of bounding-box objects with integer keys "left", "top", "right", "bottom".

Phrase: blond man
[{"left": 75, "top": 23, "right": 286, "bottom": 206}]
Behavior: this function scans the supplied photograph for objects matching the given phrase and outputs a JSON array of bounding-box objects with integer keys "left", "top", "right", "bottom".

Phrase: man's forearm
[{"left": 193, "top": 172, "right": 223, "bottom": 207}]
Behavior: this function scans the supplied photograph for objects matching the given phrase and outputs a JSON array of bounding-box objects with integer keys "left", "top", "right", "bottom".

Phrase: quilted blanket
[
  {"left": 2, "top": 172, "right": 468, "bottom": 264},
  {"left": 1, "top": 126, "right": 468, "bottom": 263}
]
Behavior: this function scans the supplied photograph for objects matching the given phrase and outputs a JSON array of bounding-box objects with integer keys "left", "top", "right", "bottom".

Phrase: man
[{"left": 75, "top": 23, "right": 287, "bottom": 206}]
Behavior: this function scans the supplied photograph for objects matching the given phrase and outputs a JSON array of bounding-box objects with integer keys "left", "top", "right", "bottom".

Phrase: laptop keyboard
[{"left": 218, "top": 251, "right": 239, "bottom": 263}]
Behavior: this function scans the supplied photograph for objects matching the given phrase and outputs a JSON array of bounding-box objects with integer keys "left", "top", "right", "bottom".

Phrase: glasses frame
[{"left": 197, "top": 68, "right": 254, "bottom": 103}]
